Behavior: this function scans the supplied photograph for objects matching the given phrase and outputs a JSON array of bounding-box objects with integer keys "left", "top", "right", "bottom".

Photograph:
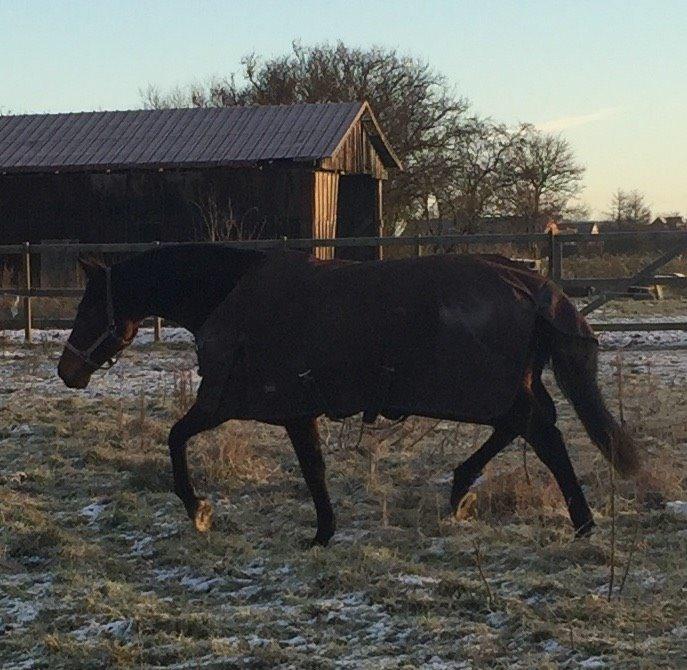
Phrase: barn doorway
[{"left": 336, "top": 175, "right": 380, "bottom": 261}]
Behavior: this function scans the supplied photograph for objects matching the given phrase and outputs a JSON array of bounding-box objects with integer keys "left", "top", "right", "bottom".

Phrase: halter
[{"left": 64, "top": 267, "right": 131, "bottom": 371}]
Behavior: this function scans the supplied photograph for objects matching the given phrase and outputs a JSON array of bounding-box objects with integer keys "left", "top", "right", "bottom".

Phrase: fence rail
[{"left": 2, "top": 231, "right": 687, "bottom": 342}]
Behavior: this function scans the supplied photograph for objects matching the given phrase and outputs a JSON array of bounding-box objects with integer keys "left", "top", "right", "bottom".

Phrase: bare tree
[
  {"left": 497, "top": 127, "right": 585, "bottom": 231},
  {"left": 436, "top": 119, "right": 524, "bottom": 232},
  {"left": 607, "top": 188, "right": 627, "bottom": 223},
  {"left": 606, "top": 188, "right": 651, "bottom": 225},
  {"left": 193, "top": 185, "right": 264, "bottom": 241},
  {"left": 561, "top": 199, "right": 592, "bottom": 222},
  {"left": 624, "top": 191, "right": 651, "bottom": 224},
  {"left": 141, "top": 41, "right": 469, "bottom": 228}
]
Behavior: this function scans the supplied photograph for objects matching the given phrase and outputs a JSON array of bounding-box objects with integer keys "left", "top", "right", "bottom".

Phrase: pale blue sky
[{"left": 2, "top": 0, "right": 686, "bottom": 216}]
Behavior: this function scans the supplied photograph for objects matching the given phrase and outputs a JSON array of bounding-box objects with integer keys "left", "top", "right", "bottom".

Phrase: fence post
[
  {"left": 23, "top": 242, "right": 32, "bottom": 343},
  {"left": 548, "top": 230, "right": 562, "bottom": 282},
  {"left": 415, "top": 234, "right": 422, "bottom": 258},
  {"left": 153, "top": 241, "right": 162, "bottom": 342}
]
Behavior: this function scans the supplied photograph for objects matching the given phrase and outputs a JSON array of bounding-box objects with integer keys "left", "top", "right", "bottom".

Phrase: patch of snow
[
  {"left": 541, "top": 639, "right": 565, "bottom": 654},
  {"left": 241, "top": 558, "right": 265, "bottom": 577},
  {"left": 332, "top": 528, "right": 370, "bottom": 543},
  {"left": 246, "top": 634, "right": 271, "bottom": 649},
  {"left": 179, "top": 573, "right": 224, "bottom": 593},
  {"left": 0, "top": 350, "right": 26, "bottom": 358},
  {"left": 8, "top": 423, "right": 32, "bottom": 437},
  {"left": 316, "top": 597, "right": 344, "bottom": 611},
  {"left": 365, "top": 618, "right": 391, "bottom": 641},
  {"left": 72, "top": 619, "right": 133, "bottom": 642},
  {"left": 153, "top": 567, "right": 185, "bottom": 582},
  {"left": 425, "top": 538, "right": 447, "bottom": 557},
  {"left": 472, "top": 474, "right": 487, "bottom": 488},
  {"left": 130, "top": 536, "right": 155, "bottom": 557},
  {"left": 162, "top": 655, "right": 244, "bottom": 670},
  {"left": 426, "top": 657, "right": 471, "bottom": 670},
  {"left": 101, "top": 619, "right": 134, "bottom": 639},
  {"left": 233, "top": 584, "right": 262, "bottom": 600},
  {"left": 395, "top": 573, "right": 440, "bottom": 587},
  {"left": 0, "top": 326, "right": 193, "bottom": 345},
  {"left": 153, "top": 566, "right": 227, "bottom": 594},
  {"left": 80, "top": 501, "right": 109, "bottom": 522},
  {"left": 6, "top": 660, "right": 37, "bottom": 670},
  {"left": 666, "top": 500, "right": 687, "bottom": 518},
  {"left": 281, "top": 635, "right": 308, "bottom": 647},
  {"left": 0, "top": 598, "right": 39, "bottom": 626},
  {"left": 486, "top": 611, "right": 508, "bottom": 629}
]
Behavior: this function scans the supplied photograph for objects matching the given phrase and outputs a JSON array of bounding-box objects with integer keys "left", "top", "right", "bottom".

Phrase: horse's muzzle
[{"left": 58, "top": 350, "right": 91, "bottom": 389}]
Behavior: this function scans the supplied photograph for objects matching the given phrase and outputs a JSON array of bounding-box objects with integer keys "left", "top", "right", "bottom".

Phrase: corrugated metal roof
[{"left": 0, "top": 102, "right": 400, "bottom": 173}]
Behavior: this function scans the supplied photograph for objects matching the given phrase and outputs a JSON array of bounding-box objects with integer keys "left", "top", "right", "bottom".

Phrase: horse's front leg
[
  {"left": 285, "top": 417, "right": 336, "bottom": 547},
  {"left": 168, "top": 402, "right": 220, "bottom": 532}
]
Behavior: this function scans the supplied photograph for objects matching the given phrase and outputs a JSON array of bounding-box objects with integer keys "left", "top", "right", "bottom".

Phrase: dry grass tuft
[
  {"left": 635, "top": 455, "right": 684, "bottom": 510},
  {"left": 464, "top": 466, "right": 565, "bottom": 522},
  {"left": 195, "top": 422, "right": 275, "bottom": 486}
]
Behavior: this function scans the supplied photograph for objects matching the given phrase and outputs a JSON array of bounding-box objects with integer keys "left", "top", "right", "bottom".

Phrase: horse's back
[{"left": 195, "top": 252, "right": 589, "bottom": 424}]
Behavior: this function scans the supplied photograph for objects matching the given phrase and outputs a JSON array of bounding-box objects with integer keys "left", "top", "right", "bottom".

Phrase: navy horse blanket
[{"left": 194, "top": 251, "right": 594, "bottom": 425}]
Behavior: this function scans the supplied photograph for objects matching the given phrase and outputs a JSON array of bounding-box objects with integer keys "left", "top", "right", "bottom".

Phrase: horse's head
[{"left": 58, "top": 258, "right": 140, "bottom": 389}]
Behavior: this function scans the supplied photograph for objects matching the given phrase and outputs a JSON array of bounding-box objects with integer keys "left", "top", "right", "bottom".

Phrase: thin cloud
[{"left": 538, "top": 107, "right": 619, "bottom": 132}]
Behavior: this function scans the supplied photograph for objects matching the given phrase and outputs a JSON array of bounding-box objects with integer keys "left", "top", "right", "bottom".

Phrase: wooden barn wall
[
  {"left": 312, "top": 171, "right": 339, "bottom": 260},
  {"left": 321, "top": 121, "right": 387, "bottom": 180},
  {"left": 0, "top": 167, "right": 314, "bottom": 246}
]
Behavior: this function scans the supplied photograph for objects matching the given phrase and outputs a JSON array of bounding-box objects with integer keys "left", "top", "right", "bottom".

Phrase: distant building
[
  {"left": 651, "top": 216, "right": 685, "bottom": 230},
  {"left": 556, "top": 221, "right": 600, "bottom": 235}
]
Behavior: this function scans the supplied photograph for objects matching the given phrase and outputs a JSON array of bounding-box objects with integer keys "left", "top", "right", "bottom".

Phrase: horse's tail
[{"left": 549, "top": 330, "right": 640, "bottom": 477}]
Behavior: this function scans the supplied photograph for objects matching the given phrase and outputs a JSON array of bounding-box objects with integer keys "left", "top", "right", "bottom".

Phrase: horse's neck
[{"left": 118, "top": 247, "right": 263, "bottom": 334}]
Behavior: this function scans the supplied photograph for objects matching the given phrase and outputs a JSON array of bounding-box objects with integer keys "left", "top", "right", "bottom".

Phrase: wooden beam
[
  {"left": 22, "top": 242, "right": 32, "bottom": 343},
  {"left": 580, "top": 239, "right": 687, "bottom": 315}
]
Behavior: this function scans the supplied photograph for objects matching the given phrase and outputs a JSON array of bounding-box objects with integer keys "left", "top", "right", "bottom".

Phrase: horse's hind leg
[
  {"left": 285, "top": 417, "right": 335, "bottom": 548},
  {"left": 168, "top": 402, "right": 221, "bottom": 532},
  {"left": 450, "top": 423, "right": 519, "bottom": 514},
  {"left": 525, "top": 379, "right": 594, "bottom": 536},
  {"left": 524, "top": 413, "right": 595, "bottom": 537}
]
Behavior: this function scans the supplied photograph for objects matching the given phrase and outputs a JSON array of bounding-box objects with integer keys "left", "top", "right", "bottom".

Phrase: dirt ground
[{"left": 2, "top": 318, "right": 687, "bottom": 668}]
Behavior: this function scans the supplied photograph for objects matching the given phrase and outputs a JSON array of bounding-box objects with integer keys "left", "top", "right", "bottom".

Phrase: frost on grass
[{"left": 2, "top": 330, "right": 687, "bottom": 668}]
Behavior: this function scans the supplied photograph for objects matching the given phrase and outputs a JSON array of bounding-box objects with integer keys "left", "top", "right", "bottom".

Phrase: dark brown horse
[{"left": 58, "top": 245, "right": 639, "bottom": 545}]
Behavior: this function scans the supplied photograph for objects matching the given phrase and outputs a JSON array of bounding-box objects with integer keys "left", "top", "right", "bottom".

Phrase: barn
[{"left": 0, "top": 102, "right": 400, "bottom": 261}]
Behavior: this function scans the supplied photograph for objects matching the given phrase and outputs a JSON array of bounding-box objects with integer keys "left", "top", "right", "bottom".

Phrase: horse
[{"left": 57, "top": 244, "right": 639, "bottom": 546}]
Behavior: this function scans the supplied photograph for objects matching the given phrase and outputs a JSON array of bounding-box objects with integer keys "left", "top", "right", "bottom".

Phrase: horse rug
[{"left": 194, "top": 251, "right": 595, "bottom": 425}]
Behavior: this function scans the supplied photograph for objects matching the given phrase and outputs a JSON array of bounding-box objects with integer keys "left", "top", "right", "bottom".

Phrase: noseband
[{"left": 64, "top": 267, "right": 132, "bottom": 371}]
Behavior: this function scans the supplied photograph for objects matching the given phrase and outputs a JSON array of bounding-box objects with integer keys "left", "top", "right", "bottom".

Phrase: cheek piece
[{"left": 63, "top": 267, "right": 133, "bottom": 371}]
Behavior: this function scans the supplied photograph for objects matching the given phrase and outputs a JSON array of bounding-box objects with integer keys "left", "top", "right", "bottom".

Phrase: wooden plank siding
[
  {"left": 321, "top": 121, "right": 388, "bottom": 180},
  {"left": 312, "top": 171, "right": 339, "bottom": 260}
]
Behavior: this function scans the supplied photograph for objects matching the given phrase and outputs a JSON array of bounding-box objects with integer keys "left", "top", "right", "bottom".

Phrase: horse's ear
[{"left": 78, "top": 256, "right": 106, "bottom": 281}]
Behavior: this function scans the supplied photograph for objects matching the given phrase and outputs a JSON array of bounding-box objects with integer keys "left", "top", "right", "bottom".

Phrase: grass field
[{"left": 2, "top": 334, "right": 687, "bottom": 668}]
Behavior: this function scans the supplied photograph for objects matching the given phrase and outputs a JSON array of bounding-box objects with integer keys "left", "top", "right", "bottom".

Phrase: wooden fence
[{"left": 2, "top": 230, "right": 687, "bottom": 342}]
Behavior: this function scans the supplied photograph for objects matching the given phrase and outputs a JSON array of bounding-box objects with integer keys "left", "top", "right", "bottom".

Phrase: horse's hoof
[
  {"left": 300, "top": 534, "right": 330, "bottom": 549},
  {"left": 450, "top": 470, "right": 481, "bottom": 513},
  {"left": 193, "top": 499, "right": 213, "bottom": 533},
  {"left": 453, "top": 491, "right": 478, "bottom": 521},
  {"left": 574, "top": 519, "right": 595, "bottom": 538}
]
